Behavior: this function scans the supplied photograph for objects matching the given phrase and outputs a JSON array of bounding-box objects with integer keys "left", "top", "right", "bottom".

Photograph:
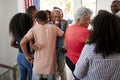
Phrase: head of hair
[
  {"left": 87, "top": 12, "right": 120, "bottom": 58},
  {"left": 53, "top": 7, "right": 63, "bottom": 17},
  {"left": 45, "top": 10, "right": 51, "bottom": 21},
  {"left": 51, "top": 9, "right": 63, "bottom": 22},
  {"left": 45, "top": 10, "right": 51, "bottom": 16},
  {"left": 74, "top": 6, "right": 93, "bottom": 22},
  {"left": 51, "top": 9, "right": 63, "bottom": 17},
  {"left": 27, "top": 5, "right": 37, "bottom": 14},
  {"left": 9, "top": 13, "right": 33, "bottom": 38},
  {"left": 53, "top": 7, "right": 63, "bottom": 12},
  {"left": 113, "top": 0, "right": 120, "bottom": 2},
  {"left": 98, "top": 9, "right": 108, "bottom": 14},
  {"left": 35, "top": 10, "right": 48, "bottom": 22}
]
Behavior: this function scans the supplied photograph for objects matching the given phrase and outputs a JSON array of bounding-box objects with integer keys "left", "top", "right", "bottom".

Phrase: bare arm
[
  {"left": 10, "top": 37, "right": 18, "bottom": 48},
  {"left": 61, "top": 19, "right": 69, "bottom": 37},
  {"left": 20, "top": 37, "right": 33, "bottom": 63}
]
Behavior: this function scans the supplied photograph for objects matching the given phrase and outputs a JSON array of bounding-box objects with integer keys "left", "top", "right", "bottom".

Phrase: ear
[
  {"left": 36, "top": 18, "right": 39, "bottom": 22},
  {"left": 36, "top": 18, "right": 40, "bottom": 23}
]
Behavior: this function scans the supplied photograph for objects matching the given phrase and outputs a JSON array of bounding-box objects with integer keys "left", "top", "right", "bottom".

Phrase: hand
[
  {"left": 31, "top": 42, "right": 42, "bottom": 51},
  {"left": 54, "top": 21, "right": 60, "bottom": 27},
  {"left": 26, "top": 56, "right": 34, "bottom": 63}
]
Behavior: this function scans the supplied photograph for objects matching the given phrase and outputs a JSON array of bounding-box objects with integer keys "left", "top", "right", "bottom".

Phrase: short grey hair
[
  {"left": 51, "top": 9, "right": 62, "bottom": 16},
  {"left": 74, "top": 6, "right": 93, "bottom": 22}
]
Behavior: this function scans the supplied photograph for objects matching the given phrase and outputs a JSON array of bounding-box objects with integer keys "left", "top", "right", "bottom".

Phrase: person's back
[
  {"left": 65, "top": 6, "right": 92, "bottom": 72},
  {"left": 9, "top": 13, "right": 34, "bottom": 80},
  {"left": 20, "top": 11, "right": 64, "bottom": 80},
  {"left": 65, "top": 24, "right": 90, "bottom": 72},
  {"left": 27, "top": 23, "right": 63, "bottom": 74},
  {"left": 88, "top": 59, "right": 120, "bottom": 80},
  {"left": 74, "top": 44, "right": 120, "bottom": 80}
]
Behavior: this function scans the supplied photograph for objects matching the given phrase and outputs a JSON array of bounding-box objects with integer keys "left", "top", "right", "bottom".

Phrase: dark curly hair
[
  {"left": 87, "top": 12, "right": 120, "bottom": 58},
  {"left": 9, "top": 13, "right": 33, "bottom": 38}
]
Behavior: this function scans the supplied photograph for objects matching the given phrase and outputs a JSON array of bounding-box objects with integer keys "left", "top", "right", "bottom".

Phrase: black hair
[
  {"left": 35, "top": 10, "right": 48, "bottom": 22},
  {"left": 53, "top": 7, "right": 63, "bottom": 12},
  {"left": 9, "top": 13, "right": 33, "bottom": 38},
  {"left": 98, "top": 9, "right": 108, "bottom": 14},
  {"left": 53, "top": 6, "right": 63, "bottom": 16},
  {"left": 45, "top": 10, "right": 51, "bottom": 21},
  {"left": 87, "top": 12, "right": 120, "bottom": 58},
  {"left": 112, "top": 0, "right": 120, "bottom": 3},
  {"left": 27, "top": 5, "right": 37, "bottom": 14},
  {"left": 45, "top": 10, "right": 51, "bottom": 16}
]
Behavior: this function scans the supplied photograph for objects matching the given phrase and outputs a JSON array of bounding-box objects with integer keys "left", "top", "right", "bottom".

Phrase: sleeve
[
  {"left": 73, "top": 44, "right": 90, "bottom": 79},
  {"left": 24, "top": 28, "right": 34, "bottom": 40},
  {"left": 56, "top": 26, "right": 64, "bottom": 37}
]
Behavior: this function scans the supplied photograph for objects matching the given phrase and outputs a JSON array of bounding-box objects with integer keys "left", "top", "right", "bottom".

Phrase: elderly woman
[{"left": 65, "top": 6, "right": 92, "bottom": 72}]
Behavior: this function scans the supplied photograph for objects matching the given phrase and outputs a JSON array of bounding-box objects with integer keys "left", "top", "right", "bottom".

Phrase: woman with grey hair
[{"left": 65, "top": 6, "right": 92, "bottom": 72}]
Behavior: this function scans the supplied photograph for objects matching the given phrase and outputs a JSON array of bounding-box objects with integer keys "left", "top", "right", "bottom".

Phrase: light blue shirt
[{"left": 74, "top": 43, "right": 120, "bottom": 80}]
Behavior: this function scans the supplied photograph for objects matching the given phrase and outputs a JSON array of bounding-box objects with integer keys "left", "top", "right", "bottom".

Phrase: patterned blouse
[{"left": 74, "top": 43, "right": 120, "bottom": 80}]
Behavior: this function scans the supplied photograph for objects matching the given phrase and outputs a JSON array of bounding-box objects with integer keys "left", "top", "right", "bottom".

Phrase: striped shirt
[{"left": 74, "top": 43, "right": 120, "bottom": 80}]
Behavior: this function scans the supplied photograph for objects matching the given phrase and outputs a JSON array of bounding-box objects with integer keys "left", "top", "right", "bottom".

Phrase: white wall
[
  {"left": 0, "top": 0, "right": 17, "bottom": 65},
  {"left": 97, "top": 0, "right": 113, "bottom": 13},
  {"left": 73, "top": 0, "right": 82, "bottom": 12},
  {"left": 0, "top": 0, "right": 25, "bottom": 74},
  {"left": 17, "top": 0, "right": 25, "bottom": 12}
]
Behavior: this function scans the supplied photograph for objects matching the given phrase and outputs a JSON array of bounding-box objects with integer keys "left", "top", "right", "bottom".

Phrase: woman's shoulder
[
  {"left": 84, "top": 43, "right": 96, "bottom": 49},
  {"left": 82, "top": 43, "right": 96, "bottom": 56}
]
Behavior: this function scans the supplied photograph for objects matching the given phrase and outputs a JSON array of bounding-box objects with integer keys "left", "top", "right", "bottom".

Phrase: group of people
[
  {"left": 9, "top": 0, "right": 120, "bottom": 80},
  {"left": 9, "top": 6, "right": 68, "bottom": 80},
  {"left": 73, "top": 0, "right": 120, "bottom": 80}
]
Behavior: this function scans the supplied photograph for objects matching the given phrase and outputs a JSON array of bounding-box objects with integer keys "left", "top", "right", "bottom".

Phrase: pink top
[
  {"left": 25, "top": 24, "right": 64, "bottom": 74},
  {"left": 65, "top": 24, "right": 90, "bottom": 64}
]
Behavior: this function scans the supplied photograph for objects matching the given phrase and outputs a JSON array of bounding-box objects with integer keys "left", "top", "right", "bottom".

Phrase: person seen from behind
[
  {"left": 65, "top": 6, "right": 92, "bottom": 72},
  {"left": 9, "top": 13, "right": 34, "bottom": 80},
  {"left": 74, "top": 11, "right": 120, "bottom": 80},
  {"left": 20, "top": 10, "right": 64, "bottom": 80}
]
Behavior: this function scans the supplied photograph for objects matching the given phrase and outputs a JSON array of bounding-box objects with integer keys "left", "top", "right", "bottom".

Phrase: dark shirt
[{"left": 15, "top": 37, "right": 33, "bottom": 55}]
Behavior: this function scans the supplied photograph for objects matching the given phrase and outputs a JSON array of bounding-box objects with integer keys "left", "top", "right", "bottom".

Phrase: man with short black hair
[
  {"left": 27, "top": 6, "right": 38, "bottom": 22},
  {"left": 111, "top": 0, "right": 120, "bottom": 17}
]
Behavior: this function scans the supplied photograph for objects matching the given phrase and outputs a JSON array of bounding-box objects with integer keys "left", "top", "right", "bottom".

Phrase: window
[
  {"left": 40, "top": 0, "right": 97, "bottom": 24},
  {"left": 40, "top": 0, "right": 73, "bottom": 24},
  {"left": 81, "top": 0, "right": 97, "bottom": 17}
]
